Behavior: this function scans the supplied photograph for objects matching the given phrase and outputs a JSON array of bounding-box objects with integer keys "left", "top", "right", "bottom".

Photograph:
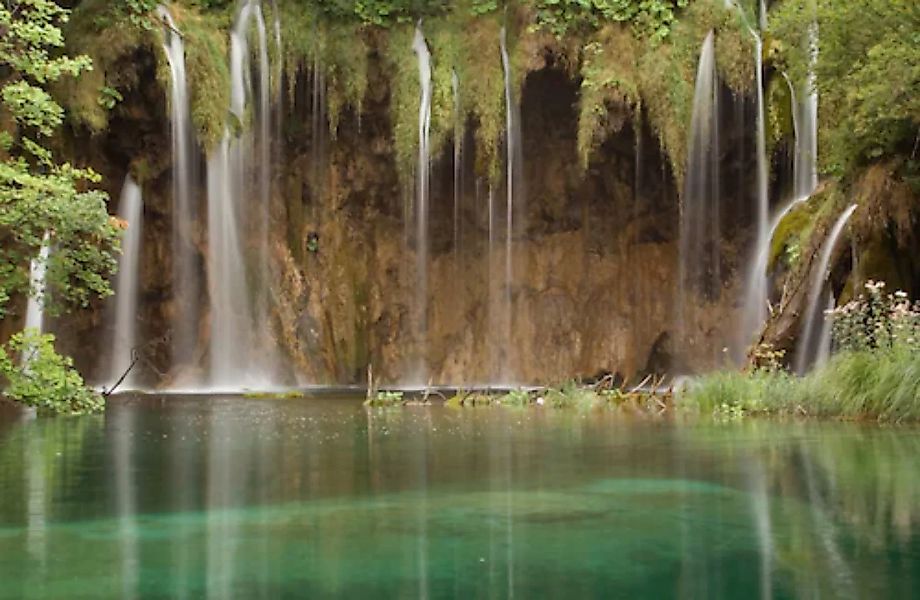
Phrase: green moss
[
  {"left": 384, "top": 25, "right": 421, "bottom": 185},
  {"left": 635, "top": 1, "right": 727, "bottom": 183},
  {"left": 59, "top": 0, "right": 157, "bottom": 132},
  {"left": 177, "top": 7, "right": 233, "bottom": 150},
  {"left": 714, "top": 10, "right": 755, "bottom": 94},
  {"left": 324, "top": 24, "right": 370, "bottom": 139},
  {"left": 769, "top": 200, "right": 815, "bottom": 269},
  {"left": 766, "top": 71, "right": 794, "bottom": 155},
  {"left": 576, "top": 25, "right": 640, "bottom": 170},
  {"left": 458, "top": 16, "right": 505, "bottom": 180}
]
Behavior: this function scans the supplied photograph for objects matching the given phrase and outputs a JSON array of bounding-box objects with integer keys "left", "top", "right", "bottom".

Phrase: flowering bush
[{"left": 831, "top": 281, "right": 920, "bottom": 353}]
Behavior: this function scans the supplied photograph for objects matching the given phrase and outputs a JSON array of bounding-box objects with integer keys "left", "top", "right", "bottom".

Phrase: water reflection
[{"left": 0, "top": 398, "right": 919, "bottom": 598}]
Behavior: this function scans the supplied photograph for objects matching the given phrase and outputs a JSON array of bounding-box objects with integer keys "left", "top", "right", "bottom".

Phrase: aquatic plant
[{"left": 365, "top": 390, "right": 406, "bottom": 407}]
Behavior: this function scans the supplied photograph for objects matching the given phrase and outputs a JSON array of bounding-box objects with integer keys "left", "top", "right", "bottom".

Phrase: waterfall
[
  {"left": 24, "top": 234, "right": 51, "bottom": 333},
  {"left": 411, "top": 25, "right": 432, "bottom": 385},
  {"left": 452, "top": 70, "right": 461, "bottom": 254},
  {"left": 738, "top": 195, "right": 809, "bottom": 356},
  {"left": 204, "top": 0, "right": 278, "bottom": 389},
  {"left": 732, "top": 2, "right": 777, "bottom": 358},
  {"left": 499, "top": 26, "right": 523, "bottom": 382},
  {"left": 752, "top": 31, "right": 769, "bottom": 318},
  {"left": 157, "top": 5, "right": 200, "bottom": 371},
  {"left": 108, "top": 177, "right": 144, "bottom": 389},
  {"left": 795, "top": 204, "right": 858, "bottom": 374},
  {"left": 255, "top": 2, "right": 271, "bottom": 288},
  {"left": 814, "top": 290, "right": 835, "bottom": 370},
  {"left": 679, "top": 32, "right": 720, "bottom": 335},
  {"left": 207, "top": 139, "right": 255, "bottom": 387},
  {"left": 794, "top": 24, "right": 819, "bottom": 200}
]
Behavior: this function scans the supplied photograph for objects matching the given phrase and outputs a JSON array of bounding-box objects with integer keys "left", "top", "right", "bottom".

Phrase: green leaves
[
  {"left": 0, "top": 1, "right": 119, "bottom": 408},
  {"left": 532, "top": 0, "right": 688, "bottom": 40},
  {"left": 0, "top": 330, "right": 105, "bottom": 415}
]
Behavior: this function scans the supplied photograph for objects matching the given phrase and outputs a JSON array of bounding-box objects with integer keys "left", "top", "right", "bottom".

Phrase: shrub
[
  {"left": 830, "top": 280, "right": 920, "bottom": 353},
  {"left": 0, "top": 330, "right": 105, "bottom": 416}
]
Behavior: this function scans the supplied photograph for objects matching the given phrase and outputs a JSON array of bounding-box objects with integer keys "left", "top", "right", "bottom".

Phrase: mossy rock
[{"left": 769, "top": 200, "right": 818, "bottom": 269}]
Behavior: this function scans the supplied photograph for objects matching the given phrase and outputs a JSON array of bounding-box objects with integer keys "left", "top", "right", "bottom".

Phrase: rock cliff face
[{"left": 53, "top": 42, "right": 753, "bottom": 387}]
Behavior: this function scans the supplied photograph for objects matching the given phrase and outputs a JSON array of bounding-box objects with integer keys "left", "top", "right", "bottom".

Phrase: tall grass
[{"left": 683, "top": 347, "right": 920, "bottom": 422}]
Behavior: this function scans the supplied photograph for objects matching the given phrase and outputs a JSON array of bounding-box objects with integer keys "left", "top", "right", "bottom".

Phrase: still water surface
[{"left": 0, "top": 395, "right": 918, "bottom": 598}]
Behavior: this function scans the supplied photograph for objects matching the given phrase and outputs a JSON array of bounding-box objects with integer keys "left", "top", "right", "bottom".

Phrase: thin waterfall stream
[
  {"left": 795, "top": 204, "right": 858, "bottom": 374},
  {"left": 157, "top": 5, "right": 199, "bottom": 373},
  {"left": 24, "top": 234, "right": 51, "bottom": 334},
  {"left": 205, "top": 0, "right": 277, "bottom": 389},
  {"left": 738, "top": 15, "right": 820, "bottom": 357},
  {"left": 108, "top": 177, "right": 143, "bottom": 389},
  {"left": 411, "top": 24, "right": 432, "bottom": 385},
  {"left": 499, "top": 26, "right": 523, "bottom": 382},
  {"left": 679, "top": 31, "right": 720, "bottom": 342}
]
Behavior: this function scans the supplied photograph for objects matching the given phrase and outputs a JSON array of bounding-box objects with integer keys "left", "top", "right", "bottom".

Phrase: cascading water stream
[
  {"left": 108, "top": 177, "right": 144, "bottom": 388},
  {"left": 738, "top": 194, "right": 809, "bottom": 354},
  {"left": 794, "top": 25, "right": 819, "bottom": 199},
  {"left": 24, "top": 234, "right": 51, "bottom": 334},
  {"left": 157, "top": 6, "right": 199, "bottom": 371},
  {"left": 752, "top": 31, "right": 769, "bottom": 322},
  {"left": 814, "top": 290, "right": 835, "bottom": 370},
  {"left": 411, "top": 25, "right": 432, "bottom": 385},
  {"left": 738, "top": 19, "right": 820, "bottom": 357},
  {"left": 452, "top": 70, "right": 461, "bottom": 255},
  {"left": 499, "top": 26, "right": 523, "bottom": 381},
  {"left": 255, "top": 2, "right": 271, "bottom": 294},
  {"left": 679, "top": 31, "right": 720, "bottom": 338},
  {"left": 205, "top": 0, "right": 276, "bottom": 389},
  {"left": 795, "top": 204, "right": 858, "bottom": 374}
]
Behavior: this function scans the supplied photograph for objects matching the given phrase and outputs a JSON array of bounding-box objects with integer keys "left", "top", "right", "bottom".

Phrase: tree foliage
[
  {"left": 0, "top": 0, "right": 117, "bottom": 413},
  {"left": 531, "top": 0, "right": 690, "bottom": 40},
  {"left": 770, "top": 0, "right": 920, "bottom": 177},
  {"left": 0, "top": 0, "right": 119, "bottom": 319},
  {"left": 0, "top": 331, "right": 104, "bottom": 415}
]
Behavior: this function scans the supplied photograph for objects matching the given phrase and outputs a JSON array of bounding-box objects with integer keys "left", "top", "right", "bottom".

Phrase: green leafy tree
[
  {"left": 770, "top": 0, "right": 920, "bottom": 177},
  {"left": 0, "top": 331, "right": 104, "bottom": 415},
  {"left": 0, "top": 0, "right": 120, "bottom": 412}
]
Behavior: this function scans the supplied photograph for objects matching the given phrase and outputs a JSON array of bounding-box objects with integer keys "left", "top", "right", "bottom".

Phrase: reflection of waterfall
[
  {"left": 24, "top": 425, "right": 47, "bottom": 576},
  {"left": 795, "top": 204, "right": 858, "bottom": 374},
  {"left": 112, "top": 407, "right": 139, "bottom": 599},
  {"left": 108, "top": 177, "right": 143, "bottom": 389},
  {"left": 411, "top": 25, "right": 432, "bottom": 386},
  {"left": 679, "top": 31, "right": 721, "bottom": 339},
  {"left": 748, "top": 458, "right": 774, "bottom": 600},
  {"left": 158, "top": 5, "right": 199, "bottom": 373},
  {"left": 206, "top": 407, "right": 238, "bottom": 600},
  {"left": 800, "top": 443, "right": 855, "bottom": 598},
  {"left": 24, "top": 234, "right": 50, "bottom": 334}
]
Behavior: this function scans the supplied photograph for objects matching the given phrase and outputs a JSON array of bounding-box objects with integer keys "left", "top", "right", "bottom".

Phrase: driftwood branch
[{"left": 102, "top": 349, "right": 139, "bottom": 398}]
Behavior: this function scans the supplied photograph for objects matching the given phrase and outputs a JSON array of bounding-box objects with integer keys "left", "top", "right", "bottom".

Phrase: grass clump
[
  {"left": 365, "top": 390, "right": 405, "bottom": 407},
  {"left": 684, "top": 282, "right": 920, "bottom": 422}
]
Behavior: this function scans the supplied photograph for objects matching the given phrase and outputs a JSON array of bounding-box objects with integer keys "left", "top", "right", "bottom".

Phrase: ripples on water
[{"left": 0, "top": 395, "right": 918, "bottom": 598}]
